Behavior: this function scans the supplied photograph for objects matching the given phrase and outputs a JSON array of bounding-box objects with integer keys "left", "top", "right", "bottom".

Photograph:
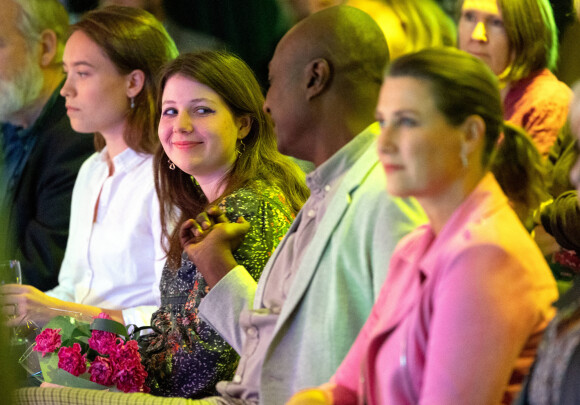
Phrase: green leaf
[
  {"left": 49, "top": 368, "right": 114, "bottom": 390},
  {"left": 44, "top": 316, "right": 90, "bottom": 342},
  {"left": 90, "top": 318, "right": 128, "bottom": 339}
]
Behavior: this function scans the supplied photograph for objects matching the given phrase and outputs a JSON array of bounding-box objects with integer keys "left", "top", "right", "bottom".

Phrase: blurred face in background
[
  {"left": 0, "top": 0, "right": 44, "bottom": 122},
  {"left": 458, "top": 0, "right": 512, "bottom": 76}
]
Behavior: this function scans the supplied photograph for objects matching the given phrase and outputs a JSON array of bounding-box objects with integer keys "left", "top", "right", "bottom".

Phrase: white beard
[{"left": 0, "top": 53, "right": 44, "bottom": 123}]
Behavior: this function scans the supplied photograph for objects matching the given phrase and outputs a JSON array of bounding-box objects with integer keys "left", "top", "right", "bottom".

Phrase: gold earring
[{"left": 236, "top": 139, "right": 246, "bottom": 158}]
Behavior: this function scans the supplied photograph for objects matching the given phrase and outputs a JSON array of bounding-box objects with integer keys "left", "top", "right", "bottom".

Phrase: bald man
[{"left": 14, "top": 6, "right": 425, "bottom": 405}]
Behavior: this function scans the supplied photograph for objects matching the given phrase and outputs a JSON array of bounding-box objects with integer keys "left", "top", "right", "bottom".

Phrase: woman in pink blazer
[{"left": 288, "top": 47, "right": 558, "bottom": 405}]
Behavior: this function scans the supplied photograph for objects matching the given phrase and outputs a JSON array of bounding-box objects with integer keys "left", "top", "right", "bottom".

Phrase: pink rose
[
  {"left": 88, "top": 330, "right": 117, "bottom": 355},
  {"left": 88, "top": 356, "right": 114, "bottom": 386},
  {"left": 57, "top": 343, "right": 87, "bottom": 376},
  {"left": 33, "top": 328, "right": 62, "bottom": 357},
  {"left": 109, "top": 340, "right": 148, "bottom": 392},
  {"left": 88, "top": 312, "right": 118, "bottom": 355},
  {"left": 113, "top": 365, "right": 148, "bottom": 393},
  {"left": 109, "top": 339, "right": 140, "bottom": 364}
]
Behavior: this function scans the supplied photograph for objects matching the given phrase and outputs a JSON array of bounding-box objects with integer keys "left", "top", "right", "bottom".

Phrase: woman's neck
[
  {"left": 417, "top": 171, "right": 485, "bottom": 235},
  {"left": 101, "top": 129, "right": 129, "bottom": 176},
  {"left": 196, "top": 173, "right": 228, "bottom": 203}
]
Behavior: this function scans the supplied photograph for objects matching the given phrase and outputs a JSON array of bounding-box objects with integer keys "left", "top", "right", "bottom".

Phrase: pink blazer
[{"left": 330, "top": 174, "right": 558, "bottom": 405}]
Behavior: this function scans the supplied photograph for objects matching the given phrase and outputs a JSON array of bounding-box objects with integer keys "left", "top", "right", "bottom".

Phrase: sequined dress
[{"left": 140, "top": 181, "right": 295, "bottom": 398}]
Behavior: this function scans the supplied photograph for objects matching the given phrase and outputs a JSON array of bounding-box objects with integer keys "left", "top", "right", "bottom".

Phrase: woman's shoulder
[
  {"left": 222, "top": 180, "right": 289, "bottom": 207},
  {"left": 219, "top": 180, "right": 294, "bottom": 221},
  {"left": 524, "top": 69, "right": 572, "bottom": 102}
]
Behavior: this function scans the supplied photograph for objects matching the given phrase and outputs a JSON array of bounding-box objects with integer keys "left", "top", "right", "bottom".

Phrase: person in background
[
  {"left": 1, "top": 6, "right": 178, "bottom": 328},
  {"left": 288, "top": 47, "right": 557, "bottom": 405},
  {"left": 533, "top": 83, "right": 580, "bottom": 274},
  {"left": 515, "top": 84, "right": 580, "bottom": 405},
  {"left": 282, "top": 0, "right": 456, "bottom": 60},
  {"left": 458, "top": 0, "right": 571, "bottom": 157},
  {"left": 540, "top": 82, "right": 580, "bottom": 255},
  {"left": 347, "top": 0, "right": 457, "bottom": 59},
  {"left": 0, "top": 0, "right": 94, "bottom": 290}
]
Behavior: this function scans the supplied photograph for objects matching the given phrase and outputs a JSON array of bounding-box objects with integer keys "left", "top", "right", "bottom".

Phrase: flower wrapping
[{"left": 27, "top": 312, "right": 149, "bottom": 392}]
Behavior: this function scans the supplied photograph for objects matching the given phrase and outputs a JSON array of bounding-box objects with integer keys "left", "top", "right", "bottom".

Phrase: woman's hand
[
  {"left": 179, "top": 205, "right": 230, "bottom": 248},
  {"left": 180, "top": 206, "right": 250, "bottom": 288},
  {"left": 0, "top": 284, "right": 64, "bottom": 327}
]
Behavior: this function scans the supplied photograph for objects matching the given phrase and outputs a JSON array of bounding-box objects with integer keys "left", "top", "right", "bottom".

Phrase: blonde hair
[
  {"left": 348, "top": 0, "right": 456, "bottom": 59},
  {"left": 387, "top": 0, "right": 456, "bottom": 52}
]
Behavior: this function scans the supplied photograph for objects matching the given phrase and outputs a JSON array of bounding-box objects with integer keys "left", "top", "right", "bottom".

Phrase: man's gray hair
[{"left": 12, "top": 0, "right": 69, "bottom": 62}]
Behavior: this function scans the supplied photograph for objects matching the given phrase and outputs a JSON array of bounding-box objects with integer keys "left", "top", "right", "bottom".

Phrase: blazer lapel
[{"left": 273, "top": 141, "right": 381, "bottom": 334}]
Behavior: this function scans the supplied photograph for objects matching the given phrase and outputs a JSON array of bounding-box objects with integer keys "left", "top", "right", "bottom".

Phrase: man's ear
[
  {"left": 236, "top": 114, "right": 252, "bottom": 139},
  {"left": 126, "top": 69, "right": 146, "bottom": 98},
  {"left": 304, "top": 57, "right": 331, "bottom": 101},
  {"left": 39, "top": 29, "right": 58, "bottom": 67}
]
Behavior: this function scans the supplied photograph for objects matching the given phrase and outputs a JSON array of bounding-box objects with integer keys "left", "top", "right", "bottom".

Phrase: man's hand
[{"left": 180, "top": 206, "right": 251, "bottom": 288}]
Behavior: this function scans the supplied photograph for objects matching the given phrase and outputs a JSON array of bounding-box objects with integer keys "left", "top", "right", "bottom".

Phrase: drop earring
[
  {"left": 168, "top": 159, "right": 175, "bottom": 170},
  {"left": 460, "top": 150, "right": 468, "bottom": 168},
  {"left": 236, "top": 139, "right": 246, "bottom": 158},
  {"left": 130, "top": 97, "right": 135, "bottom": 109}
]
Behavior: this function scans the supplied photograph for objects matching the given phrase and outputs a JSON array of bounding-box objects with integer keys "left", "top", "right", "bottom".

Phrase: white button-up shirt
[{"left": 47, "top": 147, "right": 165, "bottom": 327}]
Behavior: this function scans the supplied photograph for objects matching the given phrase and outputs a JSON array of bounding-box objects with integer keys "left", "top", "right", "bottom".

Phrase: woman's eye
[
  {"left": 462, "top": 11, "right": 476, "bottom": 22},
  {"left": 195, "top": 107, "right": 214, "bottom": 114},
  {"left": 489, "top": 18, "right": 504, "bottom": 28},
  {"left": 162, "top": 107, "right": 178, "bottom": 116},
  {"left": 398, "top": 117, "right": 418, "bottom": 127}
]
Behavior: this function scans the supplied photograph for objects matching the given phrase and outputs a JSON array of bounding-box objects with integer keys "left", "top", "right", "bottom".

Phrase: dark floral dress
[{"left": 140, "top": 181, "right": 295, "bottom": 398}]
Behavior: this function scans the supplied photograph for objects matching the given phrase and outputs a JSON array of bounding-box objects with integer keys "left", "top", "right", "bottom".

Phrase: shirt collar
[
  {"left": 97, "top": 146, "right": 149, "bottom": 174},
  {"left": 306, "top": 122, "right": 379, "bottom": 192}
]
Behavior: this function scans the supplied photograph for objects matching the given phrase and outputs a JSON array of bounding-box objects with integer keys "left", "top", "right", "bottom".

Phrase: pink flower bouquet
[{"left": 24, "top": 312, "right": 148, "bottom": 392}]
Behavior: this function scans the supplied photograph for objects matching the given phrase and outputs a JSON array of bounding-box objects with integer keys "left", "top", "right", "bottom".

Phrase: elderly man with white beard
[{"left": 0, "top": 0, "right": 93, "bottom": 291}]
